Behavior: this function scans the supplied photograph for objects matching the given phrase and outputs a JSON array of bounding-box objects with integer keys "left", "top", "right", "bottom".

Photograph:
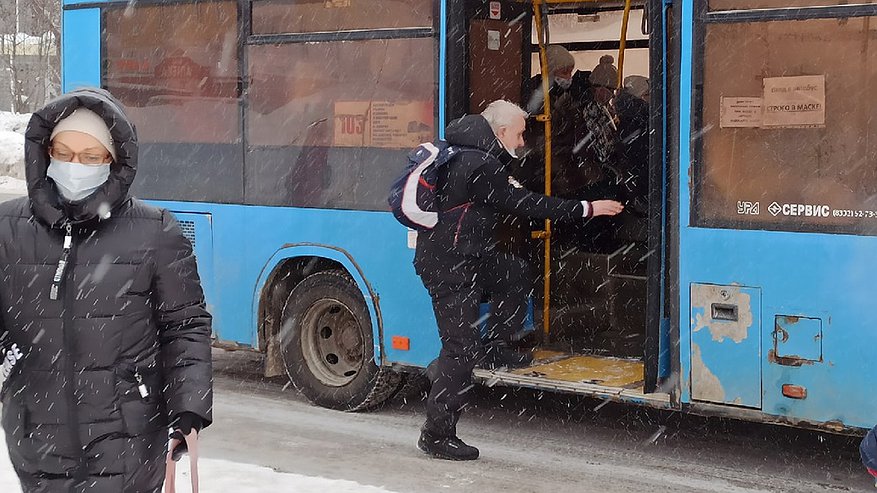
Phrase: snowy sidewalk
[
  {"left": 0, "top": 111, "right": 28, "bottom": 182},
  {"left": 0, "top": 176, "right": 26, "bottom": 194},
  {"left": 0, "top": 433, "right": 400, "bottom": 493}
]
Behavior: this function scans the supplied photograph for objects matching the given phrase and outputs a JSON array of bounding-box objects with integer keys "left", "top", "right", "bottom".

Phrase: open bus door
[{"left": 456, "top": 0, "right": 673, "bottom": 408}]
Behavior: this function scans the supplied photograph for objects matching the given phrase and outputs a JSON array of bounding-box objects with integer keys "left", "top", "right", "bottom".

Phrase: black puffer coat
[
  {"left": 0, "top": 88, "right": 213, "bottom": 492},
  {"left": 415, "top": 114, "right": 586, "bottom": 267}
]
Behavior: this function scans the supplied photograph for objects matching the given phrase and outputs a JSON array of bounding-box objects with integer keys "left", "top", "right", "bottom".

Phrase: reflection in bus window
[
  {"left": 252, "top": 0, "right": 433, "bottom": 35},
  {"left": 695, "top": 16, "right": 877, "bottom": 234},
  {"left": 104, "top": 2, "right": 239, "bottom": 144},
  {"left": 246, "top": 39, "right": 435, "bottom": 210},
  {"left": 104, "top": 1, "right": 243, "bottom": 203}
]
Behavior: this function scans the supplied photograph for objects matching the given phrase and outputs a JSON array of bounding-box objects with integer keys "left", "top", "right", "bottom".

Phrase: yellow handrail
[
  {"left": 617, "top": 0, "right": 633, "bottom": 90},
  {"left": 531, "top": 0, "right": 554, "bottom": 341}
]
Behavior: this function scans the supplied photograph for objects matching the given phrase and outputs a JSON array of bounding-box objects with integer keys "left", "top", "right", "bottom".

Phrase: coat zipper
[
  {"left": 59, "top": 222, "right": 86, "bottom": 483},
  {"left": 135, "top": 369, "right": 149, "bottom": 399},
  {"left": 49, "top": 223, "right": 72, "bottom": 301}
]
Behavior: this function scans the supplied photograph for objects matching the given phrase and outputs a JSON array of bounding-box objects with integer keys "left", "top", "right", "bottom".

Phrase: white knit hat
[{"left": 50, "top": 108, "right": 116, "bottom": 161}]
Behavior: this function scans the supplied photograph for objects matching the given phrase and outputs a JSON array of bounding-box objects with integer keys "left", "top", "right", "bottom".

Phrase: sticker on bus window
[
  {"left": 334, "top": 101, "right": 433, "bottom": 149},
  {"left": 334, "top": 101, "right": 371, "bottom": 147},
  {"left": 761, "top": 75, "right": 825, "bottom": 129},
  {"left": 487, "top": 30, "right": 501, "bottom": 51},
  {"left": 489, "top": 1, "right": 501, "bottom": 20},
  {"left": 720, "top": 97, "right": 762, "bottom": 128}
]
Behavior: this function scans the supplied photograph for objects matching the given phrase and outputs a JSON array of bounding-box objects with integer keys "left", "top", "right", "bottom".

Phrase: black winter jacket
[
  {"left": 0, "top": 88, "right": 213, "bottom": 492},
  {"left": 415, "top": 114, "right": 587, "bottom": 265},
  {"left": 520, "top": 72, "right": 619, "bottom": 198},
  {"left": 615, "top": 91, "right": 650, "bottom": 215}
]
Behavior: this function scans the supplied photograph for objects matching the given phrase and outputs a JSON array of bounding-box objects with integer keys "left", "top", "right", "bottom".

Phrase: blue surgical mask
[{"left": 46, "top": 158, "right": 111, "bottom": 202}]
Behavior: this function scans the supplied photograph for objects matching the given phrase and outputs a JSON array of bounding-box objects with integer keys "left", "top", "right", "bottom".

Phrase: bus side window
[
  {"left": 695, "top": 16, "right": 877, "bottom": 235},
  {"left": 104, "top": 1, "right": 243, "bottom": 203}
]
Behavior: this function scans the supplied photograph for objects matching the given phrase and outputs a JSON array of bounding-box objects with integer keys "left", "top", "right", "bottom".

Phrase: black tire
[{"left": 279, "top": 270, "right": 401, "bottom": 411}]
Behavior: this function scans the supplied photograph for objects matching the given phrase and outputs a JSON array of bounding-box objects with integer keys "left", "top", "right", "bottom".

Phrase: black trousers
[{"left": 415, "top": 252, "right": 529, "bottom": 437}]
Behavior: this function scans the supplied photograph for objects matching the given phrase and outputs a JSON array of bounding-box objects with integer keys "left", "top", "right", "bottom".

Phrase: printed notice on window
[
  {"left": 762, "top": 75, "right": 825, "bottom": 128},
  {"left": 720, "top": 97, "right": 762, "bottom": 128},
  {"left": 334, "top": 101, "right": 371, "bottom": 147},
  {"left": 370, "top": 101, "right": 433, "bottom": 149},
  {"left": 334, "top": 101, "right": 433, "bottom": 148}
]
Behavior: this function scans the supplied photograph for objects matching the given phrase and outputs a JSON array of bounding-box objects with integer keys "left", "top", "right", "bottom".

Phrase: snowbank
[
  {"left": 0, "top": 431, "right": 398, "bottom": 493},
  {"left": 0, "top": 111, "right": 29, "bottom": 181},
  {"left": 0, "top": 112, "right": 30, "bottom": 135},
  {"left": 169, "top": 455, "right": 399, "bottom": 493},
  {"left": 0, "top": 176, "right": 26, "bottom": 195}
]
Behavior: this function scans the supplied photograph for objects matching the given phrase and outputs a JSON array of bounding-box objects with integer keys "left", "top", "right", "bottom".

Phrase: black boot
[{"left": 418, "top": 429, "right": 480, "bottom": 461}]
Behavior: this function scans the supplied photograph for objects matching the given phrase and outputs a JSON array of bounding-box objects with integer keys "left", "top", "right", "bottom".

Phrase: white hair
[{"left": 481, "top": 100, "right": 527, "bottom": 133}]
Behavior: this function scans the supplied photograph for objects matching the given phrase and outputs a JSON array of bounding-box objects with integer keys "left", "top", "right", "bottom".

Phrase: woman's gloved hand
[{"left": 169, "top": 412, "right": 203, "bottom": 461}]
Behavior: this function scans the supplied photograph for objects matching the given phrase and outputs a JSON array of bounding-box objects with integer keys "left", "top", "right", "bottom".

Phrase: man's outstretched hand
[{"left": 591, "top": 200, "right": 624, "bottom": 217}]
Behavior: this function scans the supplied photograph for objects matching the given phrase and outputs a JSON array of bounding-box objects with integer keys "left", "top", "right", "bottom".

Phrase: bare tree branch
[{"left": 0, "top": 0, "right": 60, "bottom": 112}]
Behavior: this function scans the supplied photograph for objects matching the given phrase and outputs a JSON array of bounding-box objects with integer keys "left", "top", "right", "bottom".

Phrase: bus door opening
[{"left": 464, "top": 0, "right": 662, "bottom": 398}]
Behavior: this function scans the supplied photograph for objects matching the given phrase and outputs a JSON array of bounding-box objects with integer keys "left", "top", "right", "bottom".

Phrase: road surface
[{"left": 205, "top": 349, "right": 872, "bottom": 493}]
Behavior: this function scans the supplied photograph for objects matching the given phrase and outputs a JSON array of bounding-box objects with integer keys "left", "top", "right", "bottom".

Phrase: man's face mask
[
  {"left": 46, "top": 158, "right": 111, "bottom": 202},
  {"left": 554, "top": 76, "right": 572, "bottom": 90}
]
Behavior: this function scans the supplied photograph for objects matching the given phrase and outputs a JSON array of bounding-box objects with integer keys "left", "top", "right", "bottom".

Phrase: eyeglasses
[{"left": 49, "top": 147, "right": 112, "bottom": 165}]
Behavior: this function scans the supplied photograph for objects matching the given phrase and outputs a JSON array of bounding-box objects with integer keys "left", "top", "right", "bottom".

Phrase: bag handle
[{"left": 164, "top": 430, "right": 199, "bottom": 493}]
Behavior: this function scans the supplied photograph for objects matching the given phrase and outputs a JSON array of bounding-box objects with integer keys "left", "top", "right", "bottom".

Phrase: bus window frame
[
  {"left": 707, "top": 1, "right": 877, "bottom": 13},
  {"left": 97, "top": 0, "right": 247, "bottom": 204},
  {"left": 690, "top": 2, "right": 877, "bottom": 236},
  {"left": 249, "top": 0, "right": 434, "bottom": 36},
  {"left": 93, "top": 0, "right": 440, "bottom": 208},
  {"left": 241, "top": 3, "right": 439, "bottom": 211}
]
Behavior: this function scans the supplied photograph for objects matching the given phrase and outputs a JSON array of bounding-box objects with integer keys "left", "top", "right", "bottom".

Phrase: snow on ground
[
  {"left": 169, "top": 455, "right": 400, "bottom": 493},
  {"left": 0, "top": 111, "right": 29, "bottom": 135},
  {"left": 0, "top": 176, "right": 26, "bottom": 194},
  {"left": 0, "top": 430, "right": 399, "bottom": 493},
  {"left": 0, "top": 111, "right": 29, "bottom": 182}
]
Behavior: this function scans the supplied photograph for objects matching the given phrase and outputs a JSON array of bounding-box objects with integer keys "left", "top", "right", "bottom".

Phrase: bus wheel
[{"left": 280, "top": 270, "right": 401, "bottom": 411}]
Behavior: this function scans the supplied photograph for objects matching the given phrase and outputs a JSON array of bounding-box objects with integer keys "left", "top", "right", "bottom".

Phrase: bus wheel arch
[
  {"left": 259, "top": 255, "right": 344, "bottom": 377},
  {"left": 256, "top": 250, "right": 401, "bottom": 411}
]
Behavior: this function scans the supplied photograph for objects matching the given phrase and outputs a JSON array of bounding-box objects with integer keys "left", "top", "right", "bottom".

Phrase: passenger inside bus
[
  {"left": 615, "top": 75, "right": 650, "bottom": 220},
  {"left": 468, "top": 3, "right": 652, "bottom": 375},
  {"left": 589, "top": 55, "right": 619, "bottom": 109},
  {"left": 513, "top": 44, "right": 622, "bottom": 270}
]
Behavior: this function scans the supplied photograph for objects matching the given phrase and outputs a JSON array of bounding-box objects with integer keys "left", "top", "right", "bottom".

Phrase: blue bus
[{"left": 59, "top": 0, "right": 877, "bottom": 432}]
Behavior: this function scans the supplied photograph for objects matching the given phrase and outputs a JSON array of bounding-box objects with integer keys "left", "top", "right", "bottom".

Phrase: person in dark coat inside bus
[
  {"left": 522, "top": 45, "right": 600, "bottom": 198},
  {"left": 414, "top": 100, "right": 623, "bottom": 461},
  {"left": 521, "top": 46, "right": 622, "bottom": 254},
  {"left": 615, "top": 75, "right": 651, "bottom": 218},
  {"left": 0, "top": 87, "right": 213, "bottom": 492}
]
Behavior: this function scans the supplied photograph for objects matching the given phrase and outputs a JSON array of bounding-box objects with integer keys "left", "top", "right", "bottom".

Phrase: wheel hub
[{"left": 300, "top": 299, "right": 365, "bottom": 387}]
